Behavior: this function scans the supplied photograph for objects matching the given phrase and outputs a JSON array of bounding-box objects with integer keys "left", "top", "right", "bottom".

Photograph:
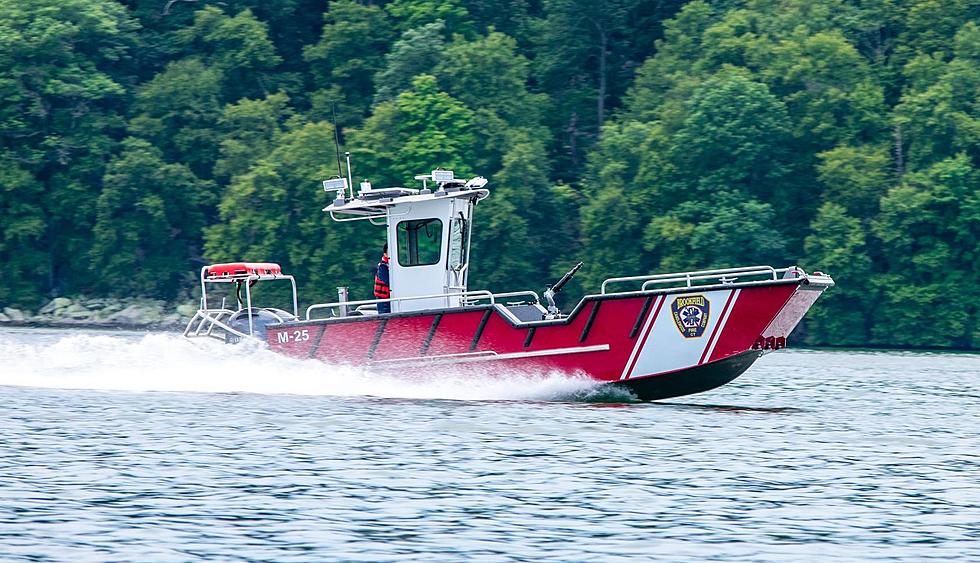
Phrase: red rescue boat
[{"left": 184, "top": 169, "right": 833, "bottom": 400}]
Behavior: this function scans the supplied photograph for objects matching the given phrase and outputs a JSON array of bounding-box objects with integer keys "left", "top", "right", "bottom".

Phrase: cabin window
[
  {"left": 448, "top": 216, "right": 468, "bottom": 270},
  {"left": 397, "top": 218, "right": 443, "bottom": 267}
]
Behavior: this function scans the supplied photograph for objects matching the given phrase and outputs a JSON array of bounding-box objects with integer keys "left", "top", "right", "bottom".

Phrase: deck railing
[
  {"left": 305, "top": 290, "right": 541, "bottom": 320},
  {"left": 183, "top": 308, "right": 248, "bottom": 341},
  {"left": 601, "top": 266, "right": 797, "bottom": 295},
  {"left": 186, "top": 266, "right": 802, "bottom": 338}
]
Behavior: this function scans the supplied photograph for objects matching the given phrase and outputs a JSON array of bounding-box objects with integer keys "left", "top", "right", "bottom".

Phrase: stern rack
[{"left": 184, "top": 262, "right": 298, "bottom": 341}]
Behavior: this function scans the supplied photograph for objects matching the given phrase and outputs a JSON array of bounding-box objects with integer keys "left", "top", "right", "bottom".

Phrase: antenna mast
[
  {"left": 331, "top": 103, "right": 343, "bottom": 178},
  {"left": 345, "top": 152, "right": 354, "bottom": 199}
]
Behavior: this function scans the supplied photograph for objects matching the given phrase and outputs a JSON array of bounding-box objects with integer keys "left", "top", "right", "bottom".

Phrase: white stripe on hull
[
  {"left": 626, "top": 289, "right": 737, "bottom": 380},
  {"left": 619, "top": 296, "right": 664, "bottom": 380}
]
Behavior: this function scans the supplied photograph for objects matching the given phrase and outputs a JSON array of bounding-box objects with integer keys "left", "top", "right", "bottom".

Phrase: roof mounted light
[
  {"left": 322, "top": 177, "right": 349, "bottom": 192},
  {"left": 432, "top": 169, "right": 454, "bottom": 183},
  {"left": 324, "top": 177, "right": 349, "bottom": 205}
]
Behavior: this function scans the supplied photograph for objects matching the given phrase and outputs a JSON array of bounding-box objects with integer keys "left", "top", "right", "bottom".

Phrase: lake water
[{"left": 1, "top": 328, "right": 978, "bottom": 561}]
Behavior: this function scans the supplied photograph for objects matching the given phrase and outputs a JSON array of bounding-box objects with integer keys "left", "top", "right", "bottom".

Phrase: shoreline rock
[{"left": 0, "top": 297, "right": 190, "bottom": 331}]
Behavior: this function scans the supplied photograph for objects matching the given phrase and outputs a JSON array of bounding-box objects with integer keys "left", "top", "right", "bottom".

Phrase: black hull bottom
[{"left": 616, "top": 350, "right": 764, "bottom": 401}]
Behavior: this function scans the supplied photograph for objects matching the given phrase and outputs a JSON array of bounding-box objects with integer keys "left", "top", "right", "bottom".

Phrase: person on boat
[{"left": 374, "top": 243, "right": 391, "bottom": 314}]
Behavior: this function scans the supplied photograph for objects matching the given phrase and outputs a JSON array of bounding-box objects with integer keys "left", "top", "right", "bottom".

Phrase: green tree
[
  {"left": 435, "top": 30, "right": 545, "bottom": 127},
  {"left": 214, "top": 93, "right": 295, "bottom": 182},
  {"left": 176, "top": 6, "right": 284, "bottom": 102},
  {"left": 205, "top": 121, "right": 378, "bottom": 302},
  {"left": 128, "top": 58, "right": 223, "bottom": 178},
  {"left": 894, "top": 22, "right": 980, "bottom": 170},
  {"left": 123, "top": 0, "right": 320, "bottom": 82},
  {"left": 578, "top": 121, "right": 664, "bottom": 289},
  {"left": 802, "top": 202, "right": 874, "bottom": 345},
  {"left": 668, "top": 72, "right": 793, "bottom": 204},
  {"left": 90, "top": 138, "right": 215, "bottom": 297},
  {"left": 816, "top": 145, "right": 892, "bottom": 217},
  {"left": 374, "top": 21, "right": 447, "bottom": 103},
  {"left": 469, "top": 132, "right": 570, "bottom": 293},
  {"left": 624, "top": 0, "right": 719, "bottom": 124},
  {"left": 533, "top": 0, "right": 638, "bottom": 174},
  {"left": 386, "top": 0, "right": 474, "bottom": 34},
  {"left": 351, "top": 75, "right": 477, "bottom": 187},
  {"left": 0, "top": 0, "right": 139, "bottom": 297},
  {"left": 871, "top": 155, "right": 979, "bottom": 347},
  {"left": 459, "top": 0, "right": 535, "bottom": 40},
  {"left": 0, "top": 155, "right": 47, "bottom": 306},
  {"left": 433, "top": 29, "right": 550, "bottom": 173},
  {"left": 304, "top": 0, "right": 395, "bottom": 124},
  {"left": 892, "top": 0, "right": 980, "bottom": 66},
  {"left": 644, "top": 192, "right": 786, "bottom": 272}
]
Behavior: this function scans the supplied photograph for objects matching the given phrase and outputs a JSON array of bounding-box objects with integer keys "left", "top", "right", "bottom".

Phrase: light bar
[
  {"left": 432, "top": 169, "right": 454, "bottom": 183},
  {"left": 323, "top": 177, "right": 349, "bottom": 192}
]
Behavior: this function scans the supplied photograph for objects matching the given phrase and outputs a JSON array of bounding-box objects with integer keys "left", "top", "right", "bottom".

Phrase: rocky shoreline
[{"left": 0, "top": 297, "right": 198, "bottom": 331}]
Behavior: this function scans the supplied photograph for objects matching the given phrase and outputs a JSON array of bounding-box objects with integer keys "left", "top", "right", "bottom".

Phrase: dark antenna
[{"left": 331, "top": 103, "right": 343, "bottom": 178}]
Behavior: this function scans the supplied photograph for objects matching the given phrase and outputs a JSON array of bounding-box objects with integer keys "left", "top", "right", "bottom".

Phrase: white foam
[{"left": 0, "top": 331, "right": 613, "bottom": 401}]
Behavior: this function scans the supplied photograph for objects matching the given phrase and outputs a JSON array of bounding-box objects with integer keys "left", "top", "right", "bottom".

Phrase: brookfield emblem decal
[{"left": 671, "top": 295, "right": 710, "bottom": 338}]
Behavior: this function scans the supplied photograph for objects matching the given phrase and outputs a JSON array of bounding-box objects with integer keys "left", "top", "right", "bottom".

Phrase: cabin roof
[{"left": 323, "top": 177, "right": 489, "bottom": 220}]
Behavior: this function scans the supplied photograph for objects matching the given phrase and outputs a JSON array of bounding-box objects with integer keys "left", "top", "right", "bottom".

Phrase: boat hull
[
  {"left": 616, "top": 349, "right": 763, "bottom": 400},
  {"left": 264, "top": 277, "right": 830, "bottom": 400}
]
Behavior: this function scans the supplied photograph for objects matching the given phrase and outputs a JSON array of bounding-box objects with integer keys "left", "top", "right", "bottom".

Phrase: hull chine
[{"left": 616, "top": 350, "right": 764, "bottom": 401}]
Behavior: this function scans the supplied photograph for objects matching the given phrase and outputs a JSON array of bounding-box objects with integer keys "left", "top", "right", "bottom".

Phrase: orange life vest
[{"left": 374, "top": 255, "right": 390, "bottom": 299}]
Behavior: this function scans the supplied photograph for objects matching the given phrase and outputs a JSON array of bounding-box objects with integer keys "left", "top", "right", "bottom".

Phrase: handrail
[
  {"left": 306, "top": 290, "right": 495, "bottom": 320},
  {"left": 640, "top": 268, "right": 780, "bottom": 291},
  {"left": 305, "top": 289, "right": 544, "bottom": 320},
  {"left": 492, "top": 290, "right": 541, "bottom": 303},
  {"left": 601, "top": 265, "right": 783, "bottom": 294},
  {"left": 183, "top": 308, "right": 251, "bottom": 341},
  {"left": 328, "top": 206, "right": 411, "bottom": 223},
  {"left": 198, "top": 269, "right": 298, "bottom": 318}
]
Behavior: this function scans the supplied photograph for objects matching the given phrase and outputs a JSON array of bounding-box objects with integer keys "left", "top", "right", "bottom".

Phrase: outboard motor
[{"left": 226, "top": 308, "right": 297, "bottom": 344}]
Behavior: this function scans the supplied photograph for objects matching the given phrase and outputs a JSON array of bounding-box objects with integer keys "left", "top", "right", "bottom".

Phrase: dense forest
[{"left": 0, "top": 0, "right": 978, "bottom": 348}]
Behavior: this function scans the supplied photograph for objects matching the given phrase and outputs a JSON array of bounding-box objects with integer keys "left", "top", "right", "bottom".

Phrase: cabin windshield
[{"left": 397, "top": 218, "right": 443, "bottom": 266}]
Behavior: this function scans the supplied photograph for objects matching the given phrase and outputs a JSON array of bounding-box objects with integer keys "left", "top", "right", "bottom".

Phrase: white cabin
[{"left": 322, "top": 170, "right": 489, "bottom": 313}]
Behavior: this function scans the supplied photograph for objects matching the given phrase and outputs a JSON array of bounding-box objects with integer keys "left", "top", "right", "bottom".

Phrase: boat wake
[{"left": 0, "top": 331, "right": 629, "bottom": 402}]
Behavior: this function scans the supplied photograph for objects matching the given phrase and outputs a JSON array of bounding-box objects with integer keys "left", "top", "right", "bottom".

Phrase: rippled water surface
[{"left": 1, "top": 328, "right": 978, "bottom": 561}]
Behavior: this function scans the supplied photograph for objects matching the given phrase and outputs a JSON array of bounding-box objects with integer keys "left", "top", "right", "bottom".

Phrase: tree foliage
[
  {"left": 91, "top": 139, "right": 215, "bottom": 297},
  {"left": 0, "top": 0, "right": 977, "bottom": 349}
]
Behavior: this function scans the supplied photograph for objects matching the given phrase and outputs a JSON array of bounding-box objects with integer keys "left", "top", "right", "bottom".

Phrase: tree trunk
[
  {"left": 597, "top": 29, "right": 608, "bottom": 132},
  {"left": 568, "top": 111, "right": 579, "bottom": 171},
  {"left": 894, "top": 124, "right": 905, "bottom": 178}
]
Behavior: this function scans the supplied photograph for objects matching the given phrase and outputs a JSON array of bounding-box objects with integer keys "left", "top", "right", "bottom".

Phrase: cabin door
[{"left": 388, "top": 199, "right": 452, "bottom": 313}]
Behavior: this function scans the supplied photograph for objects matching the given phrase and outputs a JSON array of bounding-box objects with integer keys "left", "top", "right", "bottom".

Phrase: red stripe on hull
[
  {"left": 476, "top": 298, "right": 650, "bottom": 381},
  {"left": 699, "top": 290, "right": 738, "bottom": 365},
  {"left": 566, "top": 298, "right": 648, "bottom": 379},
  {"left": 478, "top": 313, "right": 532, "bottom": 352},
  {"left": 424, "top": 310, "right": 485, "bottom": 357},
  {"left": 706, "top": 284, "right": 798, "bottom": 362},
  {"left": 372, "top": 316, "right": 434, "bottom": 361},
  {"left": 314, "top": 321, "right": 378, "bottom": 363},
  {"left": 622, "top": 296, "right": 665, "bottom": 379}
]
